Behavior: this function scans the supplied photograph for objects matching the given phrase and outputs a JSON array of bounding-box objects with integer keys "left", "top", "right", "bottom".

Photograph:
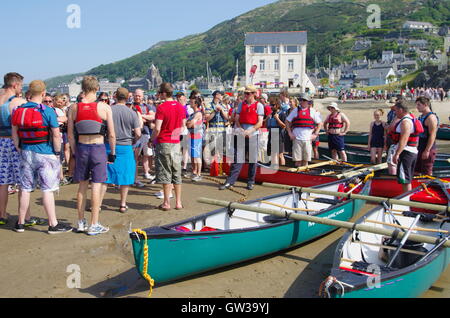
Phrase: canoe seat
[{"left": 263, "top": 215, "right": 288, "bottom": 224}]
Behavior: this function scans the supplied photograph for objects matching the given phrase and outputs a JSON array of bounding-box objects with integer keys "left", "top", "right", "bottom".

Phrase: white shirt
[
  {"left": 395, "top": 114, "right": 418, "bottom": 154},
  {"left": 286, "top": 107, "right": 322, "bottom": 141}
]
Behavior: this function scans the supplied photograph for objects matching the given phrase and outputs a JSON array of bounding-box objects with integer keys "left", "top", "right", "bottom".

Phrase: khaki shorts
[
  {"left": 292, "top": 139, "right": 312, "bottom": 162},
  {"left": 155, "top": 143, "right": 182, "bottom": 185}
]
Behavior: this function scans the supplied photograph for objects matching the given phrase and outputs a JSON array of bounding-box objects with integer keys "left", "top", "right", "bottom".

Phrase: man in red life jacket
[
  {"left": 324, "top": 102, "right": 350, "bottom": 162},
  {"left": 415, "top": 97, "right": 438, "bottom": 176},
  {"left": 67, "top": 76, "right": 116, "bottom": 236},
  {"left": 285, "top": 94, "right": 322, "bottom": 167},
  {"left": 387, "top": 100, "right": 421, "bottom": 192},
  {"left": 219, "top": 85, "right": 264, "bottom": 191}
]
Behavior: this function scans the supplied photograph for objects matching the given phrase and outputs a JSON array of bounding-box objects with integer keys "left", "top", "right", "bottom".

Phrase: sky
[{"left": 0, "top": 0, "right": 276, "bottom": 84}]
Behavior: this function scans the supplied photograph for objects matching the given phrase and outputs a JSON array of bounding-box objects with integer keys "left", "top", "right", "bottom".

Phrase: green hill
[{"left": 46, "top": 0, "right": 450, "bottom": 88}]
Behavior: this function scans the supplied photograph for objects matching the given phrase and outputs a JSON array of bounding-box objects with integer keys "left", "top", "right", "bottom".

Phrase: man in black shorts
[{"left": 389, "top": 101, "right": 419, "bottom": 192}]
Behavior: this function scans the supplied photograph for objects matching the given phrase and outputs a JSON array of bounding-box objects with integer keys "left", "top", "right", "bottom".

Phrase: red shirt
[{"left": 155, "top": 100, "right": 186, "bottom": 144}]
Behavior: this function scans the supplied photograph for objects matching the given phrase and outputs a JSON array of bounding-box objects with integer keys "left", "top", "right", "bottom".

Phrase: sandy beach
[{"left": 0, "top": 97, "right": 449, "bottom": 299}]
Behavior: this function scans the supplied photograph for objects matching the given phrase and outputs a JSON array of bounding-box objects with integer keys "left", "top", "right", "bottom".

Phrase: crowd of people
[
  {"left": 0, "top": 71, "right": 444, "bottom": 236},
  {"left": 338, "top": 87, "right": 449, "bottom": 102}
]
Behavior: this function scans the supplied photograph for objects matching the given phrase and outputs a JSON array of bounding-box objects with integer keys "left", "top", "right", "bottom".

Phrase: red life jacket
[
  {"left": 75, "top": 103, "right": 106, "bottom": 136},
  {"left": 389, "top": 114, "right": 424, "bottom": 147},
  {"left": 12, "top": 104, "right": 50, "bottom": 145},
  {"left": 327, "top": 113, "right": 344, "bottom": 129},
  {"left": 239, "top": 102, "right": 259, "bottom": 125},
  {"left": 292, "top": 107, "right": 314, "bottom": 129}
]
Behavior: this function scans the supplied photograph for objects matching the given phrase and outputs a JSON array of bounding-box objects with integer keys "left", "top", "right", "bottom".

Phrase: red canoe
[{"left": 221, "top": 162, "right": 450, "bottom": 198}]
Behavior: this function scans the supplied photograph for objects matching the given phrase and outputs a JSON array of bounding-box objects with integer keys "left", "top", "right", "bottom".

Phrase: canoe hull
[
  {"left": 437, "top": 127, "right": 450, "bottom": 140},
  {"left": 334, "top": 249, "right": 449, "bottom": 298},
  {"left": 130, "top": 181, "right": 370, "bottom": 284}
]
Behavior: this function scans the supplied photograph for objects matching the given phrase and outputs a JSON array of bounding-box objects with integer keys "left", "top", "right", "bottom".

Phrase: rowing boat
[
  {"left": 318, "top": 145, "right": 450, "bottom": 168},
  {"left": 437, "top": 125, "right": 450, "bottom": 140},
  {"left": 229, "top": 161, "right": 450, "bottom": 198},
  {"left": 321, "top": 181, "right": 450, "bottom": 298},
  {"left": 129, "top": 178, "right": 371, "bottom": 286}
]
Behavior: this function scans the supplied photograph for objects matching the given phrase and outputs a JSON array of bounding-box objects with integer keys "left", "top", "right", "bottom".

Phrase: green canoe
[
  {"left": 318, "top": 145, "right": 450, "bottom": 168},
  {"left": 130, "top": 178, "right": 371, "bottom": 285},
  {"left": 322, "top": 181, "right": 450, "bottom": 298},
  {"left": 437, "top": 126, "right": 450, "bottom": 141}
]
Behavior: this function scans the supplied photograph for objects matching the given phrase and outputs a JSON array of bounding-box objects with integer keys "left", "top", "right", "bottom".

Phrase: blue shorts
[
  {"left": 73, "top": 144, "right": 107, "bottom": 183},
  {"left": 328, "top": 134, "right": 345, "bottom": 151},
  {"left": 190, "top": 138, "right": 203, "bottom": 159},
  {"left": 0, "top": 138, "right": 20, "bottom": 185}
]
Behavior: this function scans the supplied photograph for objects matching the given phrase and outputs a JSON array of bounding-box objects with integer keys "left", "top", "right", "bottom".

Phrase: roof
[
  {"left": 354, "top": 68, "right": 395, "bottom": 80},
  {"left": 245, "top": 31, "right": 307, "bottom": 46}
]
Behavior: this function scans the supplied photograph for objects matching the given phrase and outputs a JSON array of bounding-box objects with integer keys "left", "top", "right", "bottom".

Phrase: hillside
[{"left": 46, "top": 0, "right": 450, "bottom": 88}]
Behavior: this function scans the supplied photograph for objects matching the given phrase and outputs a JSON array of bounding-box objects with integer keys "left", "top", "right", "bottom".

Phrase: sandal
[
  {"left": 119, "top": 206, "right": 129, "bottom": 213},
  {"left": 158, "top": 204, "right": 171, "bottom": 212},
  {"left": 175, "top": 206, "right": 184, "bottom": 210}
]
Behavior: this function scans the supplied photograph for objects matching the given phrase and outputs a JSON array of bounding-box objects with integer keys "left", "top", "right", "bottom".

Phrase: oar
[
  {"left": 335, "top": 163, "right": 388, "bottom": 179},
  {"left": 197, "top": 198, "right": 450, "bottom": 247},
  {"left": 288, "top": 160, "right": 336, "bottom": 172},
  {"left": 262, "top": 183, "right": 450, "bottom": 214},
  {"left": 387, "top": 215, "right": 421, "bottom": 267}
]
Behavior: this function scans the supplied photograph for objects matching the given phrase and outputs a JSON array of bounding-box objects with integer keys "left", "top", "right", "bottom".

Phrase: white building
[
  {"left": 99, "top": 80, "right": 121, "bottom": 95},
  {"left": 56, "top": 83, "right": 82, "bottom": 98},
  {"left": 403, "top": 21, "right": 435, "bottom": 32},
  {"left": 244, "top": 31, "right": 313, "bottom": 93}
]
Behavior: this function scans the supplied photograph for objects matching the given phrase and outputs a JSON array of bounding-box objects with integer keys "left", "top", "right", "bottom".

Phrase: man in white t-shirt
[
  {"left": 285, "top": 94, "right": 322, "bottom": 167},
  {"left": 387, "top": 101, "right": 419, "bottom": 192}
]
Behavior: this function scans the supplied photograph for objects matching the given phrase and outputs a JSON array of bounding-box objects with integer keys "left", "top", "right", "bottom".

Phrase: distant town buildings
[
  {"left": 403, "top": 21, "right": 436, "bottom": 33},
  {"left": 244, "top": 31, "right": 314, "bottom": 93}
]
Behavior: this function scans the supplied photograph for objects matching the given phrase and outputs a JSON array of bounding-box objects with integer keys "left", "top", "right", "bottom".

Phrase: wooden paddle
[
  {"left": 197, "top": 197, "right": 450, "bottom": 248},
  {"left": 288, "top": 160, "right": 336, "bottom": 172},
  {"left": 262, "top": 183, "right": 450, "bottom": 214}
]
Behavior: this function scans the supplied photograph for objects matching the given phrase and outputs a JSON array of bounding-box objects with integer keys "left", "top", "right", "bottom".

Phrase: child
[
  {"left": 186, "top": 97, "right": 204, "bottom": 182},
  {"left": 368, "top": 109, "right": 387, "bottom": 164}
]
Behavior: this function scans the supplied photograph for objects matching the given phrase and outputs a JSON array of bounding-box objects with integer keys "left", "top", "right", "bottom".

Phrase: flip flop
[
  {"left": 175, "top": 206, "right": 184, "bottom": 210},
  {"left": 158, "top": 204, "right": 171, "bottom": 212},
  {"left": 119, "top": 206, "right": 129, "bottom": 213}
]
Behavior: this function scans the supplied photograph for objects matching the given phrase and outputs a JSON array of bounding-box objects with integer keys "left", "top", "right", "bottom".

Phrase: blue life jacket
[{"left": 0, "top": 96, "right": 16, "bottom": 137}]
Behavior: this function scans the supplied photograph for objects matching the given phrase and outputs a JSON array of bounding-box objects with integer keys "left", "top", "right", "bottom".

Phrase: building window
[
  {"left": 274, "top": 60, "right": 279, "bottom": 71},
  {"left": 260, "top": 60, "right": 266, "bottom": 71},
  {"left": 284, "top": 45, "right": 299, "bottom": 53},
  {"left": 251, "top": 46, "right": 267, "bottom": 54},
  {"left": 271, "top": 46, "right": 280, "bottom": 53},
  {"left": 288, "top": 59, "right": 294, "bottom": 71}
]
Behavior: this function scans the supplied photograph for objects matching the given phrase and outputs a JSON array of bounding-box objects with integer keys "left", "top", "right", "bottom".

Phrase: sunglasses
[
  {"left": 100, "top": 99, "right": 109, "bottom": 102},
  {"left": 43, "top": 100, "right": 53, "bottom": 103}
]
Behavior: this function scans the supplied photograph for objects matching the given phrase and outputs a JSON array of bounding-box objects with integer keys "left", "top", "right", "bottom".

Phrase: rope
[
  {"left": 421, "top": 183, "right": 440, "bottom": 200},
  {"left": 414, "top": 175, "right": 450, "bottom": 183},
  {"left": 319, "top": 276, "right": 347, "bottom": 298},
  {"left": 132, "top": 229, "right": 155, "bottom": 298}
]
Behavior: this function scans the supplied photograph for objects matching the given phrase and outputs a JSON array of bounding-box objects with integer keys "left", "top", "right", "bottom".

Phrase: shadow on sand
[{"left": 283, "top": 239, "right": 339, "bottom": 298}]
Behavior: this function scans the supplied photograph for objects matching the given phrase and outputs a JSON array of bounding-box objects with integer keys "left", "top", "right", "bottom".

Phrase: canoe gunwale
[
  {"left": 329, "top": 183, "right": 449, "bottom": 295},
  {"left": 130, "top": 178, "right": 370, "bottom": 241}
]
